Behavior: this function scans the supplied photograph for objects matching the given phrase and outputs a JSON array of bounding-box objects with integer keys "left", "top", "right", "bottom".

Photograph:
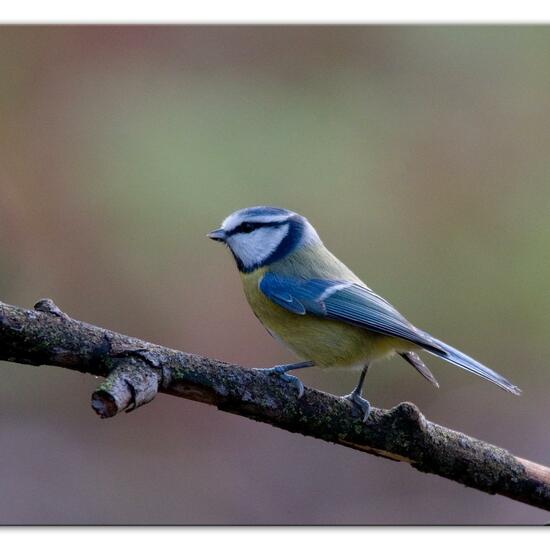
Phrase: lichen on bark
[{"left": 1, "top": 298, "right": 549, "bottom": 512}]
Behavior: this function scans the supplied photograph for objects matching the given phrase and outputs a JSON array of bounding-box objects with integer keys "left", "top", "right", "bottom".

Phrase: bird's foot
[
  {"left": 342, "top": 391, "right": 371, "bottom": 422},
  {"left": 254, "top": 365, "right": 305, "bottom": 398}
]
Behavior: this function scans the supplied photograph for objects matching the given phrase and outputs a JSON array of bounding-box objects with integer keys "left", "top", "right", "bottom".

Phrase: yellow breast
[{"left": 240, "top": 267, "right": 400, "bottom": 368}]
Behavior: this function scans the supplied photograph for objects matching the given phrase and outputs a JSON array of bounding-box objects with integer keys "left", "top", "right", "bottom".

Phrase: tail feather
[
  {"left": 400, "top": 352, "right": 439, "bottom": 388},
  {"left": 424, "top": 335, "right": 521, "bottom": 395}
]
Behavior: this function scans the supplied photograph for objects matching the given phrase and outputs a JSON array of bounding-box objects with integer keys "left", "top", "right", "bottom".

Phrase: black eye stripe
[
  {"left": 226, "top": 220, "right": 286, "bottom": 237},
  {"left": 239, "top": 222, "right": 256, "bottom": 233}
]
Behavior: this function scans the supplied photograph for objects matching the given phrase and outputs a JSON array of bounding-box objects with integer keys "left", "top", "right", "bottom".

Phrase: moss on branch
[{"left": 0, "top": 298, "right": 548, "bottom": 512}]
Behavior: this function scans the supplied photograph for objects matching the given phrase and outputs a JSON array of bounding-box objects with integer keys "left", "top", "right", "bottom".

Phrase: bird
[{"left": 207, "top": 206, "right": 521, "bottom": 421}]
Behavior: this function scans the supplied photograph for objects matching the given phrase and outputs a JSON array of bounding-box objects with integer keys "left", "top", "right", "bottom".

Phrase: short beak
[{"left": 207, "top": 228, "right": 226, "bottom": 242}]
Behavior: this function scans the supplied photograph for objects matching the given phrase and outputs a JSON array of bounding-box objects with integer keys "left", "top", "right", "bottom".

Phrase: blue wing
[
  {"left": 259, "top": 273, "right": 443, "bottom": 353},
  {"left": 259, "top": 273, "right": 521, "bottom": 395}
]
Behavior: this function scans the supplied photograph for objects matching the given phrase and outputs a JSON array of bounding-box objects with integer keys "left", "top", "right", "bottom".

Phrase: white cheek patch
[{"left": 228, "top": 225, "right": 289, "bottom": 270}]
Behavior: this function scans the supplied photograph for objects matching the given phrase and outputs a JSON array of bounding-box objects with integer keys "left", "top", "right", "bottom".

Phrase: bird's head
[{"left": 207, "top": 206, "right": 320, "bottom": 272}]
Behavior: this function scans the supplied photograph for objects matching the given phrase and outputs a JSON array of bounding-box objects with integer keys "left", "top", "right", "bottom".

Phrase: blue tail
[{"left": 424, "top": 336, "right": 521, "bottom": 395}]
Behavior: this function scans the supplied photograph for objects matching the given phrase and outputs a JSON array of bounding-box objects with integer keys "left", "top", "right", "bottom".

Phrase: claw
[
  {"left": 342, "top": 392, "right": 371, "bottom": 422},
  {"left": 279, "top": 372, "right": 305, "bottom": 398},
  {"left": 254, "top": 366, "right": 305, "bottom": 398}
]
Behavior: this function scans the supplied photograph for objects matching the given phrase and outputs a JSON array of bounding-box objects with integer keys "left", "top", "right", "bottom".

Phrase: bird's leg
[
  {"left": 342, "top": 364, "right": 371, "bottom": 422},
  {"left": 254, "top": 361, "right": 314, "bottom": 398}
]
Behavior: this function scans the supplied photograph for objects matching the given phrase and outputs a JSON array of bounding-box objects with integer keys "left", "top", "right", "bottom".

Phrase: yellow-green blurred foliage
[{"left": 1, "top": 26, "right": 549, "bottom": 524}]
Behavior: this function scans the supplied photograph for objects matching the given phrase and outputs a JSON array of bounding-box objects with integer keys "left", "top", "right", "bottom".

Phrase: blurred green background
[{"left": 1, "top": 25, "right": 549, "bottom": 525}]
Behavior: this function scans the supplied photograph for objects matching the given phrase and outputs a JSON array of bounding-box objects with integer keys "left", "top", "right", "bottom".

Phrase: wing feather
[
  {"left": 259, "top": 273, "right": 520, "bottom": 395},
  {"left": 259, "top": 273, "right": 443, "bottom": 352}
]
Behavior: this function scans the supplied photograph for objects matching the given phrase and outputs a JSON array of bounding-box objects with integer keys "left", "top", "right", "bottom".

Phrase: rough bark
[{"left": 1, "top": 298, "right": 548, "bottom": 512}]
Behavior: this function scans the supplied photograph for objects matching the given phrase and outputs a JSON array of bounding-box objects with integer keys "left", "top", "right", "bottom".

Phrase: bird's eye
[{"left": 239, "top": 222, "right": 256, "bottom": 233}]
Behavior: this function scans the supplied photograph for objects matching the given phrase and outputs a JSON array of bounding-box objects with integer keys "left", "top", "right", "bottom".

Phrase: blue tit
[{"left": 208, "top": 206, "right": 520, "bottom": 421}]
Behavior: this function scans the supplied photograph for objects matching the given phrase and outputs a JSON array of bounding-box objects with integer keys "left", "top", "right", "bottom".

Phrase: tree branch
[{"left": 1, "top": 298, "right": 549, "bottom": 512}]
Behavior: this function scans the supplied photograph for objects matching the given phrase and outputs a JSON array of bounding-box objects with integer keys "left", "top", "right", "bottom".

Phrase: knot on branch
[
  {"left": 387, "top": 401, "right": 427, "bottom": 433},
  {"left": 361, "top": 402, "right": 431, "bottom": 461},
  {"left": 34, "top": 298, "right": 69, "bottom": 320},
  {"left": 91, "top": 358, "right": 161, "bottom": 418}
]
